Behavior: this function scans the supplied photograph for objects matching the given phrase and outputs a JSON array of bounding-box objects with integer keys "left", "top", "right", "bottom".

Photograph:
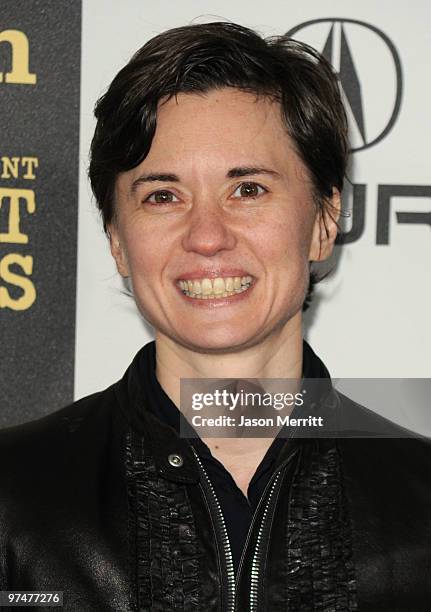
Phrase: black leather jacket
[{"left": 1, "top": 346, "right": 430, "bottom": 611}]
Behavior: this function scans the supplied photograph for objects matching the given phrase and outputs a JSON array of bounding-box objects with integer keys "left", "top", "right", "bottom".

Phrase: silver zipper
[
  {"left": 235, "top": 447, "right": 300, "bottom": 610},
  {"left": 193, "top": 445, "right": 300, "bottom": 612},
  {"left": 191, "top": 448, "right": 236, "bottom": 612},
  {"left": 249, "top": 471, "right": 282, "bottom": 610}
]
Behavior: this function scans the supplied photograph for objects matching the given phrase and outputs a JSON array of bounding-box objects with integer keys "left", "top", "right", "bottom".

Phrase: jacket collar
[{"left": 114, "top": 351, "right": 200, "bottom": 484}]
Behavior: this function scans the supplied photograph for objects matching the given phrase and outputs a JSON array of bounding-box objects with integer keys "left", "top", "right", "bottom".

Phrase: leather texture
[{"left": 0, "top": 347, "right": 430, "bottom": 611}]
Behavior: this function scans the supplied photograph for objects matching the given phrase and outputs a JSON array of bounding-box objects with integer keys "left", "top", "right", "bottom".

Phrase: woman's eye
[
  {"left": 233, "top": 182, "right": 267, "bottom": 199},
  {"left": 145, "top": 190, "right": 179, "bottom": 204}
]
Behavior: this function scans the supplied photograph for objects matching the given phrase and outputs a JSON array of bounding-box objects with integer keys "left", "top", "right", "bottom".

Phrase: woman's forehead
[{"left": 122, "top": 89, "right": 302, "bottom": 183}]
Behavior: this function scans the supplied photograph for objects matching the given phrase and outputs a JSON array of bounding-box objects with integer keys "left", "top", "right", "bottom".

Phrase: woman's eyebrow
[
  {"left": 226, "top": 166, "right": 281, "bottom": 179},
  {"left": 131, "top": 173, "right": 179, "bottom": 193}
]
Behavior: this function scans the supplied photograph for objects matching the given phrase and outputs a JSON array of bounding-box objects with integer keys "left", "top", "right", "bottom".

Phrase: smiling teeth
[{"left": 178, "top": 276, "right": 253, "bottom": 298}]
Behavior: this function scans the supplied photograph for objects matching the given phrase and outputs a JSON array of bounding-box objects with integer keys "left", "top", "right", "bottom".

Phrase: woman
[{"left": 1, "top": 21, "right": 430, "bottom": 612}]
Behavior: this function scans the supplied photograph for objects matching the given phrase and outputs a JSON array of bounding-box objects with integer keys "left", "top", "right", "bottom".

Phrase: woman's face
[{"left": 111, "top": 88, "right": 337, "bottom": 353}]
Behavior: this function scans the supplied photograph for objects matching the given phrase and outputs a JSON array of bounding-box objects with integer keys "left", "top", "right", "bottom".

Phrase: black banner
[{"left": 0, "top": 1, "right": 82, "bottom": 426}]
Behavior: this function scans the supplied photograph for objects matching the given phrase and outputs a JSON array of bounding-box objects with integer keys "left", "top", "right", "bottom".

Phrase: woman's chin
[{"left": 175, "top": 327, "right": 261, "bottom": 354}]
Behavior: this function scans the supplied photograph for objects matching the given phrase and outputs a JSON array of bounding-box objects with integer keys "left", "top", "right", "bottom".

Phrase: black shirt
[{"left": 138, "top": 340, "right": 329, "bottom": 573}]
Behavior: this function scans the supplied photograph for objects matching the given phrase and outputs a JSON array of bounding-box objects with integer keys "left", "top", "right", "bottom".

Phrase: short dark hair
[{"left": 89, "top": 21, "right": 349, "bottom": 309}]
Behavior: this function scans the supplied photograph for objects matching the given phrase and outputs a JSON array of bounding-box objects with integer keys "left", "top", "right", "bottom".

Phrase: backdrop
[{"left": 1, "top": 0, "right": 430, "bottom": 428}]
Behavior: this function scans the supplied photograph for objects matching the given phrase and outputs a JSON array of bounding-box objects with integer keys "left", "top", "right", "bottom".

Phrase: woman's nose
[{"left": 181, "top": 204, "right": 237, "bottom": 257}]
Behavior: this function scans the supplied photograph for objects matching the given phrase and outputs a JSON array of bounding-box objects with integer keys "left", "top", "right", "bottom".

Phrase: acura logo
[{"left": 286, "top": 19, "right": 403, "bottom": 152}]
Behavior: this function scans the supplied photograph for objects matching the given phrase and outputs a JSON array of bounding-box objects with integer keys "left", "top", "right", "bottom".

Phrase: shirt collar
[{"left": 138, "top": 338, "right": 331, "bottom": 422}]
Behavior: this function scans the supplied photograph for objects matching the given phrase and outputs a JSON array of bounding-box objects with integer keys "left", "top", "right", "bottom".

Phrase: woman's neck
[{"left": 154, "top": 312, "right": 303, "bottom": 410}]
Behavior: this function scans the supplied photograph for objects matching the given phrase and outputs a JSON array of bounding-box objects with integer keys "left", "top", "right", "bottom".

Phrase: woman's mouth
[{"left": 176, "top": 275, "right": 253, "bottom": 299}]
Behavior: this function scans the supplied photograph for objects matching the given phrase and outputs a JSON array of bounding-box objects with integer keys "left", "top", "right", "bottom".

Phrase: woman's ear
[
  {"left": 107, "top": 224, "right": 130, "bottom": 278},
  {"left": 308, "top": 188, "right": 341, "bottom": 262}
]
